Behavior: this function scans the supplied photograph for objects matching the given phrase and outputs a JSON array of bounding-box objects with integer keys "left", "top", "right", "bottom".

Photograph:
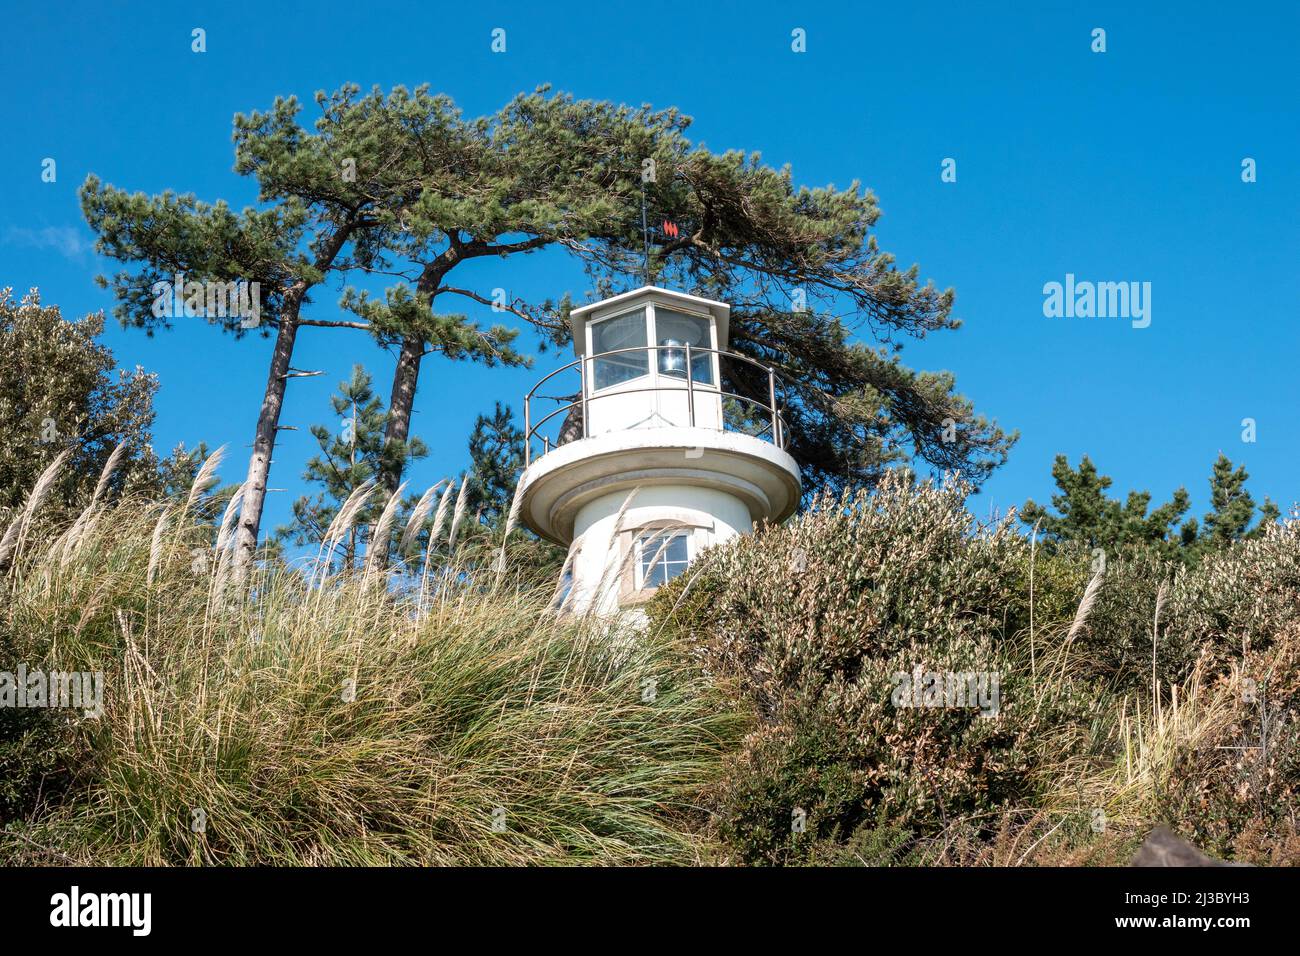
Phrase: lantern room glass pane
[
  {"left": 654, "top": 309, "right": 714, "bottom": 384},
  {"left": 591, "top": 308, "right": 648, "bottom": 390}
]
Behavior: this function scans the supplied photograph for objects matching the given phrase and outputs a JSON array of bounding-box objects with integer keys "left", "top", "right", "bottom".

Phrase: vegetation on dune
[
  {"left": 0, "top": 472, "right": 743, "bottom": 866},
  {"left": 2, "top": 454, "right": 1296, "bottom": 866},
  {"left": 649, "top": 472, "right": 1300, "bottom": 866}
]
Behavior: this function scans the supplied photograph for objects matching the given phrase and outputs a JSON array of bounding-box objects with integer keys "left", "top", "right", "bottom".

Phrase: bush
[
  {"left": 1168, "top": 520, "right": 1300, "bottom": 663},
  {"left": 1157, "top": 624, "right": 1300, "bottom": 864},
  {"left": 652, "top": 473, "right": 1096, "bottom": 864},
  {"left": 652, "top": 473, "right": 1300, "bottom": 866},
  {"left": 0, "top": 623, "right": 82, "bottom": 826},
  {"left": 6, "top": 462, "right": 1296, "bottom": 867}
]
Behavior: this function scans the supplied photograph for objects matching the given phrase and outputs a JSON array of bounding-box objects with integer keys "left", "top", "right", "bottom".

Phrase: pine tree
[
  {"left": 81, "top": 87, "right": 461, "bottom": 574},
  {"left": 156, "top": 441, "right": 242, "bottom": 537},
  {"left": 464, "top": 402, "right": 524, "bottom": 528},
  {"left": 85, "top": 85, "right": 1014, "bottom": 573},
  {"left": 277, "top": 365, "right": 426, "bottom": 568},
  {"left": 1198, "top": 453, "right": 1279, "bottom": 551},
  {"left": 1021, "top": 455, "right": 1191, "bottom": 558},
  {"left": 1023, "top": 453, "right": 1279, "bottom": 562},
  {"left": 459, "top": 401, "right": 566, "bottom": 574},
  {"left": 371, "top": 88, "right": 1014, "bottom": 506}
]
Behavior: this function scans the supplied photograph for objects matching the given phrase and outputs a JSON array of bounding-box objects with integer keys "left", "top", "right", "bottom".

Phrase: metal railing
[{"left": 523, "top": 345, "right": 789, "bottom": 465}]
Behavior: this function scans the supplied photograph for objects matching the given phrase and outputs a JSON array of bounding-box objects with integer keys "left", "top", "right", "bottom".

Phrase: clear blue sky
[{"left": 2, "top": 0, "right": 1295, "bottom": 536}]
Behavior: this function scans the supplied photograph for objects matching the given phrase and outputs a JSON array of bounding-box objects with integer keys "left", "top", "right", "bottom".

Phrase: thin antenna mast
[{"left": 640, "top": 180, "right": 650, "bottom": 286}]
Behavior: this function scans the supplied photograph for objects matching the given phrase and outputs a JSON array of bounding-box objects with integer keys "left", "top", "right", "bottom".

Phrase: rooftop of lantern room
[{"left": 567, "top": 286, "right": 731, "bottom": 355}]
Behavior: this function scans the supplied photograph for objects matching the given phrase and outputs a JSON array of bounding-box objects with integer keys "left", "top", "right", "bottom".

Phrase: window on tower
[{"left": 635, "top": 529, "right": 691, "bottom": 589}]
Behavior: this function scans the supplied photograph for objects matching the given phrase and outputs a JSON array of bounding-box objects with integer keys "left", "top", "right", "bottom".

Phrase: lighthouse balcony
[
  {"left": 520, "top": 345, "right": 802, "bottom": 546},
  {"left": 524, "top": 344, "right": 792, "bottom": 458}
]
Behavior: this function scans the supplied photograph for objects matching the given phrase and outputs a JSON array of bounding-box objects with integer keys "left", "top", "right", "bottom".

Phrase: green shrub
[
  {"left": 0, "top": 628, "right": 81, "bottom": 826},
  {"left": 653, "top": 475, "right": 1300, "bottom": 866},
  {"left": 653, "top": 473, "right": 1095, "bottom": 864},
  {"left": 6, "top": 463, "right": 1296, "bottom": 867},
  {"left": 1168, "top": 520, "right": 1300, "bottom": 663}
]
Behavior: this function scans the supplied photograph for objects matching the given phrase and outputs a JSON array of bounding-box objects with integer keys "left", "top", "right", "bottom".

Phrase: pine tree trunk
[
  {"left": 231, "top": 223, "right": 357, "bottom": 577},
  {"left": 369, "top": 333, "right": 424, "bottom": 568},
  {"left": 233, "top": 290, "right": 303, "bottom": 575},
  {"left": 383, "top": 334, "right": 424, "bottom": 494},
  {"left": 373, "top": 256, "right": 455, "bottom": 567}
]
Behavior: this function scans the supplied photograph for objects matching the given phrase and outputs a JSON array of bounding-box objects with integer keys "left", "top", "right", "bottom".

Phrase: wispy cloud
[{"left": 3, "top": 225, "right": 92, "bottom": 260}]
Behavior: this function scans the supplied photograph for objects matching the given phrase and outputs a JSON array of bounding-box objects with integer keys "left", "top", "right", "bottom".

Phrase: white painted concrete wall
[{"left": 564, "top": 484, "right": 753, "bottom": 615}]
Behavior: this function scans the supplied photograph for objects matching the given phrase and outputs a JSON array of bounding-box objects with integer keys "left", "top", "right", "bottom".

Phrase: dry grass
[{"left": 0, "top": 469, "right": 744, "bottom": 866}]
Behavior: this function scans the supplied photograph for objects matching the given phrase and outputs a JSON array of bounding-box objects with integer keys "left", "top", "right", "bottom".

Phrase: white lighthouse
[{"left": 519, "top": 287, "right": 801, "bottom": 614}]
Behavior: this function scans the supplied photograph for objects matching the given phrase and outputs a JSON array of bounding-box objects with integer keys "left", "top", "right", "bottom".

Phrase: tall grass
[{"left": 0, "top": 484, "right": 744, "bottom": 865}]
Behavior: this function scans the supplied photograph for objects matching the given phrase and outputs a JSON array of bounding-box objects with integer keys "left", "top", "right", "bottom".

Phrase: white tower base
[
  {"left": 568, "top": 484, "right": 752, "bottom": 615},
  {"left": 520, "top": 427, "right": 800, "bottom": 615}
]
